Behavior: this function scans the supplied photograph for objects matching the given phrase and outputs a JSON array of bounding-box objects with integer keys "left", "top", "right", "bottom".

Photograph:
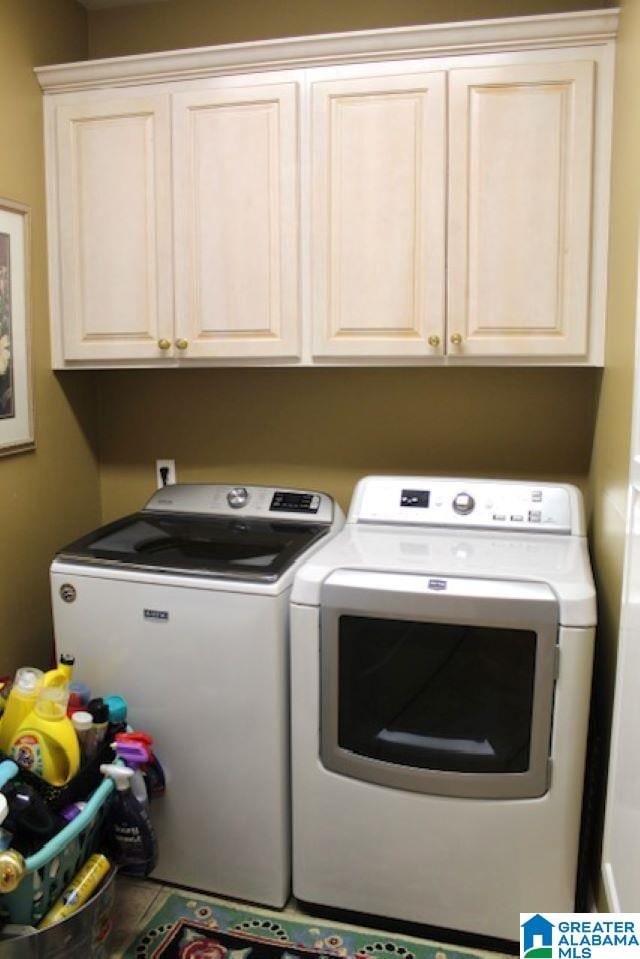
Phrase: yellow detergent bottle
[
  {"left": 43, "top": 653, "right": 75, "bottom": 688},
  {"left": 10, "top": 684, "right": 80, "bottom": 785},
  {"left": 0, "top": 668, "right": 44, "bottom": 754}
]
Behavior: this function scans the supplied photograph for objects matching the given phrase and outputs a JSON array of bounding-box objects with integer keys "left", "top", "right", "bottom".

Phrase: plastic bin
[{"left": 0, "top": 760, "right": 115, "bottom": 933}]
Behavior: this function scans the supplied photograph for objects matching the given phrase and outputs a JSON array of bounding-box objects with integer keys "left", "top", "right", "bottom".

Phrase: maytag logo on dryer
[
  {"left": 520, "top": 913, "right": 640, "bottom": 959},
  {"left": 143, "top": 609, "right": 169, "bottom": 622},
  {"left": 427, "top": 578, "right": 448, "bottom": 591}
]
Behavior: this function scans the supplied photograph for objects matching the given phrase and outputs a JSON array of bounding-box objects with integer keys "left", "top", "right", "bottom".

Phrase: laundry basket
[{"left": 0, "top": 760, "right": 115, "bottom": 928}]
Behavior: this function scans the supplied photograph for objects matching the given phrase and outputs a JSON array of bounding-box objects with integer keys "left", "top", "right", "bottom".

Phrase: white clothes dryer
[
  {"left": 51, "top": 483, "right": 344, "bottom": 908},
  {"left": 290, "top": 476, "right": 595, "bottom": 940}
]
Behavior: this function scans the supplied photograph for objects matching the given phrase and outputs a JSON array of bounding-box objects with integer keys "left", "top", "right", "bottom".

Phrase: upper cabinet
[
  {"left": 310, "top": 69, "right": 446, "bottom": 359},
  {"left": 53, "top": 94, "right": 173, "bottom": 361},
  {"left": 37, "top": 10, "right": 617, "bottom": 368},
  {"left": 448, "top": 61, "right": 595, "bottom": 359},
  {"left": 172, "top": 80, "right": 300, "bottom": 360}
]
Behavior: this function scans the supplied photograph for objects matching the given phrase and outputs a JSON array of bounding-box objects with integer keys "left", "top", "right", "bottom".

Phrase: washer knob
[
  {"left": 227, "top": 487, "right": 249, "bottom": 509},
  {"left": 452, "top": 492, "right": 475, "bottom": 515}
]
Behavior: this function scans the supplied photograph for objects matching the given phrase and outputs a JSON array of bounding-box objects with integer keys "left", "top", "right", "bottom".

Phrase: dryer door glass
[
  {"left": 337, "top": 616, "right": 535, "bottom": 774},
  {"left": 320, "top": 574, "right": 558, "bottom": 799}
]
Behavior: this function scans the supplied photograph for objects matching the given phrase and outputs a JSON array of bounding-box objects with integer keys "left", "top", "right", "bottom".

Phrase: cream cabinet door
[
  {"left": 448, "top": 61, "right": 594, "bottom": 359},
  {"left": 172, "top": 82, "right": 300, "bottom": 360},
  {"left": 310, "top": 71, "right": 446, "bottom": 358},
  {"left": 54, "top": 95, "right": 173, "bottom": 362}
]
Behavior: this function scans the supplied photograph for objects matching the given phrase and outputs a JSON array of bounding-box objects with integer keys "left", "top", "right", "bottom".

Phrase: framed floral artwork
[{"left": 0, "top": 198, "right": 33, "bottom": 455}]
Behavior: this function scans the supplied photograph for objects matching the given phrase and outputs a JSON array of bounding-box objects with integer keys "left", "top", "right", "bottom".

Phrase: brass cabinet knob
[
  {"left": 157, "top": 338, "right": 171, "bottom": 351},
  {"left": 450, "top": 332, "right": 463, "bottom": 346},
  {"left": 428, "top": 334, "right": 441, "bottom": 348},
  {"left": 175, "top": 338, "right": 189, "bottom": 350}
]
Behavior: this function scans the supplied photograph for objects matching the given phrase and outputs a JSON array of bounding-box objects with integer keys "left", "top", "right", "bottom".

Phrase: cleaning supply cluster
[
  {"left": 0, "top": 653, "right": 164, "bottom": 945},
  {"left": 0, "top": 657, "right": 106, "bottom": 786},
  {"left": 0, "top": 657, "right": 136, "bottom": 788}
]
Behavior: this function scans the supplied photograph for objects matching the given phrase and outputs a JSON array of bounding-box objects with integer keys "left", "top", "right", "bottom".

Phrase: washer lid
[{"left": 55, "top": 511, "right": 332, "bottom": 582}]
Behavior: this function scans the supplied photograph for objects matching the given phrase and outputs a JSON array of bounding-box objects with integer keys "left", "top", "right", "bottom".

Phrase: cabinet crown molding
[{"left": 36, "top": 8, "right": 618, "bottom": 93}]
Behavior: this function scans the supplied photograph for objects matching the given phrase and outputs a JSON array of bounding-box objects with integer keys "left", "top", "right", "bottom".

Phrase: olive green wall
[
  {"left": 588, "top": 0, "right": 640, "bottom": 906},
  {"left": 0, "top": 1, "right": 100, "bottom": 672},
  {"left": 87, "top": 0, "right": 610, "bottom": 58},
  {"left": 88, "top": 0, "right": 608, "bottom": 523},
  {"left": 97, "top": 368, "right": 599, "bottom": 520}
]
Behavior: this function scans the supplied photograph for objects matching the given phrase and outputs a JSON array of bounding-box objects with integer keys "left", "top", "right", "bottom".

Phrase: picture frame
[{"left": 0, "top": 197, "right": 34, "bottom": 456}]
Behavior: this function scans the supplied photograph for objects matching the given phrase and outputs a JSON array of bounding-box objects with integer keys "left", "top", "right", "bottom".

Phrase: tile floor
[
  {"left": 108, "top": 878, "right": 516, "bottom": 959},
  {"left": 110, "top": 877, "right": 166, "bottom": 956}
]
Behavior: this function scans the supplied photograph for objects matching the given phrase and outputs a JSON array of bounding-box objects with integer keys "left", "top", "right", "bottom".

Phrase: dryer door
[{"left": 320, "top": 571, "right": 559, "bottom": 799}]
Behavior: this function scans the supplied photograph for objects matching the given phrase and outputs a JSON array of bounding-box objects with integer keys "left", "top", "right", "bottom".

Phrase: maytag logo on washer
[
  {"left": 144, "top": 609, "right": 169, "bottom": 622},
  {"left": 427, "top": 578, "right": 447, "bottom": 591}
]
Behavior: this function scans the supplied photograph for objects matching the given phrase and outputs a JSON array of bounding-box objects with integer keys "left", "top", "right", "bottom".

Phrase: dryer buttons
[{"left": 452, "top": 492, "right": 475, "bottom": 515}]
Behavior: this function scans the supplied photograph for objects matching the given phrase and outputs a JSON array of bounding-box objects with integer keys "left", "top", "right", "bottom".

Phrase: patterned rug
[{"left": 121, "top": 890, "right": 492, "bottom": 959}]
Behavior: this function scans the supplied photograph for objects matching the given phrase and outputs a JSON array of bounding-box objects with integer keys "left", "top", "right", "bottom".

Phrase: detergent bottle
[
  {"left": 100, "top": 764, "right": 158, "bottom": 877},
  {"left": 43, "top": 654, "right": 75, "bottom": 688},
  {"left": 0, "top": 669, "right": 44, "bottom": 754},
  {"left": 9, "top": 685, "right": 80, "bottom": 786}
]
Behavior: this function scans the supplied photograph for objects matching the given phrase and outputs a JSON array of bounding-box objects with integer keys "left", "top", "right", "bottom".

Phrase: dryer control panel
[{"left": 349, "top": 477, "right": 583, "bottom": 535}]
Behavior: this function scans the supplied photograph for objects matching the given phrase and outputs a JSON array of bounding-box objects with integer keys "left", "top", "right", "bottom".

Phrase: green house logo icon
[{"left": 522, "top": 914, "right": 554, "bottom": 959}]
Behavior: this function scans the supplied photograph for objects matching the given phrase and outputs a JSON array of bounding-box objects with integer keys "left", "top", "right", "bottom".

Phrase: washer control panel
[
  {"left": 227, "top": 487, "right": 249, "bottom": 509},
  {"left": 145, "top": 484, "right": 334, "bottom": 523},
  {"left": 270, "top": 491, "right": 320, "bottom": 513},
  {"left": 351, "top": 477, "right": 580, "bottom": 535}
]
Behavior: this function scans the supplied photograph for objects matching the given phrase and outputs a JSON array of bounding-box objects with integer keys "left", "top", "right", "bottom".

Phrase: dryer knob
[
  {"left": 452, "top": 492, "right": 475, "bottom": 515},
  {"left": 227, "top": 487, "right": 249, "bottom": 509}
]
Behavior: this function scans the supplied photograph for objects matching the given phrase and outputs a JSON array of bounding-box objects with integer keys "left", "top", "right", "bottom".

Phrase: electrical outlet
[{"left": 156, "top": 459, "right": 177, "bottom": 489}]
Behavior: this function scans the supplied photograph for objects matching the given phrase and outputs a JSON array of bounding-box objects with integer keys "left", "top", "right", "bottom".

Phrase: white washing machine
[
  {"left": 51, "top": 483, "right": 344, "bottom": 908},
  {"left": 290, "top": 476, "right": 596, "bottom": 940}
]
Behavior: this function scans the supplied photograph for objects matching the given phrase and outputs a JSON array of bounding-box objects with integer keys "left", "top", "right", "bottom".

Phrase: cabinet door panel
[
  {"left": 55, "top": 96, "right": 173, "bottom": 361},
  {"left": 311, "top": 72, "right": 446, "bottom": 358},
  {"left": 448, "top": 61, "right": 594, "bottom": 358},
  {"left": 173, "top": 83, "right": 300, "bottom": 359}
]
